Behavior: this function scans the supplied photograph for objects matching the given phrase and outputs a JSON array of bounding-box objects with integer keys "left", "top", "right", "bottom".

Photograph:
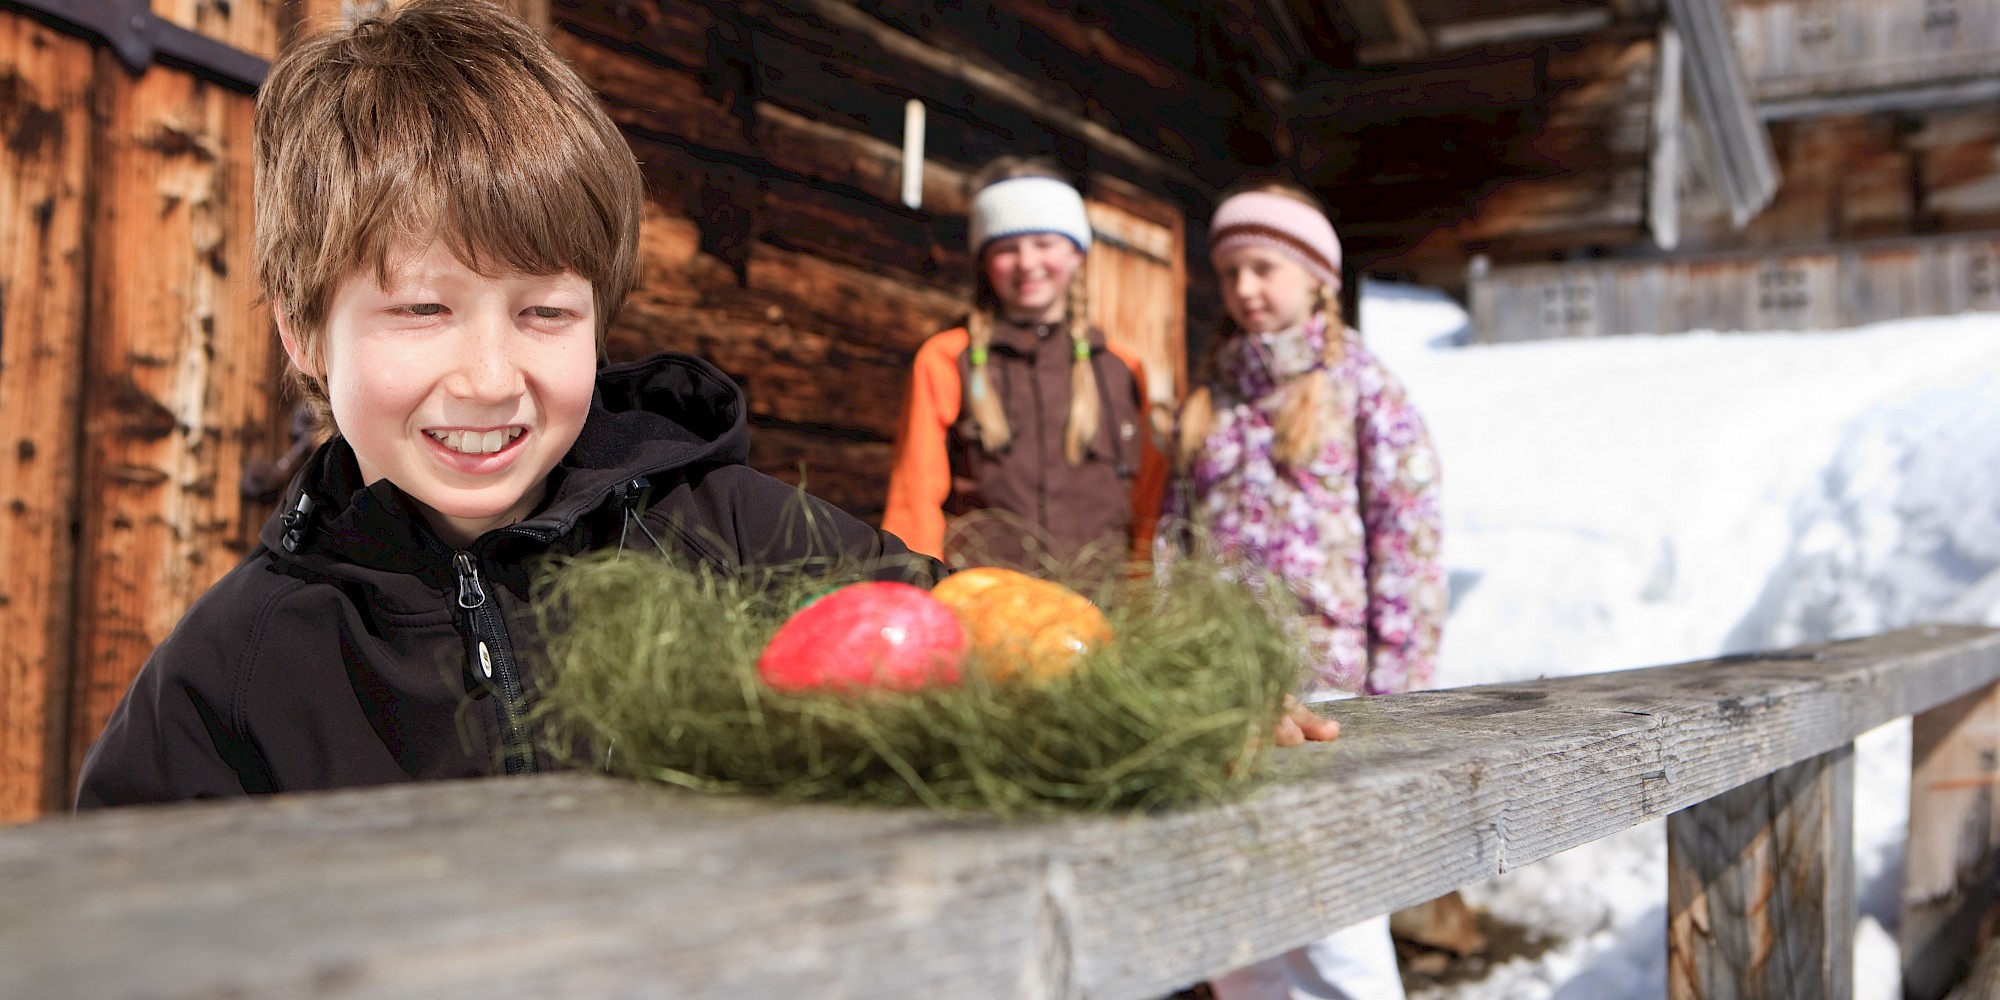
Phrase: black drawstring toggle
[{"left": 280, "top": 493, "right": 318, "bottom": 553}]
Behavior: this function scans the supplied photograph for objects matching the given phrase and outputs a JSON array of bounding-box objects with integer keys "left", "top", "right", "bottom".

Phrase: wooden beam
[
  {"left": 763, "top": 0, "right": 1203, "bottom": 189},
  {"left": 1368, "top": 0, "right": 1432, "bottom": 62},
  {"left": 1759, "top": 77, "right": 2000, "bottom": 123},
  {"left": 4, "top": 626, "right": 1999, "bottom": 998},
  {"left": 0, "top": 13, "right": 93, "bottom": 822},
  {"left": 1903, "top": 681, "right": 2000, "bottom": 1000},
  {"left": 1429, "top": 9, "right": 1615, "bottom": 52},
  {"left": 1650, "top": 22, "right": 1684, "bottom": 251},
  {"left": 1948, "top": 930, "right": 2000, "bottom": 1000},
  {"left": 1662, "top": 0, "right": 1779, "bottom": 226},
  {"left": 1668, "top": 745, "right": 1855, "bottom": 1000},
  {"left": 68, "top": 59, "right": 277, "bottom": 785}
]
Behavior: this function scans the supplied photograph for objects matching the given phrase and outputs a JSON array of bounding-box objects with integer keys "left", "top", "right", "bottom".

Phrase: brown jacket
[{"left": 883, "top": 322, "right": 1167, "bottom": 571}]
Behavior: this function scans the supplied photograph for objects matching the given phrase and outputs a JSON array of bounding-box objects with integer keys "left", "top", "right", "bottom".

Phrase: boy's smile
[{"left": 281, "top": 239, "right": 598, "bottom": 548}]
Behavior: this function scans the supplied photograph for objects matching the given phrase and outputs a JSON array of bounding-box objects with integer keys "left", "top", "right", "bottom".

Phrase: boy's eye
[
  {"left": 407, "top": 303, "right": 445, "bottom": 316},
  {"left": 527, "top": 306, "right": 566, "bottom": 320}
]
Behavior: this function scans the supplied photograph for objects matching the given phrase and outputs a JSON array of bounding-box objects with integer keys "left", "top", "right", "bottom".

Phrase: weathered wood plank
[
  {"left": 746, "top": 423, "right": 893, "bottom": 523},
  {"left": 1667, "top": 0, "right": 1780, "bottom": 224},
  {"left": 1903, "top": 682, "right": 2000, "bottom": 1000},
  {"left": 2, "top": 626, "right": 1996, "bottom": 999},
  {"left": 1468, "top": 229, "right": 2000, "bottom": 341},
  {"left": 1946, "top": 928, "right": 2000, "bottom": 1000},
  {"left": 152, "top": 0, "right": 285, "bottom": 61},
  {"left": 799, "top": 0, "right": 1197, "bottom": 184},
  {"left": 1649, "top": 22, "right": 1684, "bottom": 250},
  {"left": 608, "top": 206, "right": 960, "bottom": 440},
  {"left": 0, "top": 13, "right": 94, "bottom": 822},
  {"left": 67, "top": 66, "right": 277, "bottom": 785},
  {"left": 1667, "top": 745, "right": 1855, "bottom": 1000}
]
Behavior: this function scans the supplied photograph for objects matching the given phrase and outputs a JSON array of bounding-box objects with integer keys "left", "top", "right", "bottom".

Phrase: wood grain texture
[
  {"left": 1469, "top": 230, "right": 2000, "bottom": 341},
  {"left": 1947, "top": 926, "right": 2000, "bottom": 1000},
  {"left": 1667, "top": 745, "right": 1855, "bottom": 1000},
  {"left": 2, "top": 626, "right": 1997, "bottom": 999},
  {"left": 1903, "top": 682, "right": 2000, "bottom": 1000},
  {"left": 152, "top": 0, "right": 285, "bottom": 61},
  {"left": 0, "top": 14, "right": 94, "bottom": 823},
  {"left": 66, "top": 66, "right": 275, "bottom": 788}
]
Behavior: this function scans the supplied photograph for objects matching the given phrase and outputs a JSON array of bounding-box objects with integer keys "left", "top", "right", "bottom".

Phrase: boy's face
[{"left": 284, "top": 240, "right": 598, "bottom": 548}]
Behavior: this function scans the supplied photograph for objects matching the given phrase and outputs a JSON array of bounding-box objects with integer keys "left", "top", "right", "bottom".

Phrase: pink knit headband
[{"left": 1208, "top": 191, "right": 1342, "bottom": 288}]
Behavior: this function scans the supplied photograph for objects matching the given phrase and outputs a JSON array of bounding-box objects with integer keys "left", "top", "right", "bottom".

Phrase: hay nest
[{"left": 530, "top": 553, "right": 1303, "bottom": 816}]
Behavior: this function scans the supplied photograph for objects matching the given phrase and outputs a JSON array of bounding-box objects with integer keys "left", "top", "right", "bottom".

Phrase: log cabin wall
[
  {"left": 554, "top": 0, "right": 1284, "bottom": 518},
  {"left": 0, "top": 0, "right": 1294, "bottom": 820},
  {"left": 1304, "top": 25, "right": 1665, "bottom": 290},
  {"left": 1461, "top": 0, "right": 2000, "bottom": 340},
  {"left": 1469, "top": 229, "right": 2000, "bottom": 341},
  {"left": 1304, "top": 0, "right": 2000, "bottom": 313},
  {"left": 0, "top": 0, "right": 318, "bottom": 824}
]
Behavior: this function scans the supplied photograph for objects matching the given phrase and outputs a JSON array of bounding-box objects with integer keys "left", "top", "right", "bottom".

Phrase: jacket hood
[{"left": 260, "top": 352, "right": 749, "bottom": 586}]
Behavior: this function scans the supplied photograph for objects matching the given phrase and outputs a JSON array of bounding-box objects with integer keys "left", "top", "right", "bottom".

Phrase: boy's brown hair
[{"left": 253, "top": 0, "right": 644, "bottom": 422}]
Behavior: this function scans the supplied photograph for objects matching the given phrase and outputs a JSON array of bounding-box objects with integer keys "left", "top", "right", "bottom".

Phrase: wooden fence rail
[{"left": 2, "top": 625, "right": 1998, "bottom": 999}]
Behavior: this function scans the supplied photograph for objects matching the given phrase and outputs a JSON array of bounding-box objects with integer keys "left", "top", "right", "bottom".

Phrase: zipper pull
[{"left": 454, "top": 552, "right": 487, "bottom": 610}]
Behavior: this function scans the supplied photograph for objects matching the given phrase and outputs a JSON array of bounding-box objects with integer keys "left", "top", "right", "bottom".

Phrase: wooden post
[
  {"left": 0, "top": 14, "right": 95, "bottom": 823},
  {"left": 1667, "top": 744, "right": 1855, "bottom": 1000},
  {"left": 1903, "top": 681, "right": 2000, "bottom": 1000},
  {"left": 67, "top": 63, "right": 274, "bottom": 787}
]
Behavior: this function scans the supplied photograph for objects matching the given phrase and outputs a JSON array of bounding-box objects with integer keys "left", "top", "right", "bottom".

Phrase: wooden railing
[{"left": 4, "top": 625, "right": 1999, "bottom": 999}]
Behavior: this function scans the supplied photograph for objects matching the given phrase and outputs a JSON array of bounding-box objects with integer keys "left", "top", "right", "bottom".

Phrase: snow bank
[{"left": 1355, "top": 279, "right": 2000, "bottom": 999}]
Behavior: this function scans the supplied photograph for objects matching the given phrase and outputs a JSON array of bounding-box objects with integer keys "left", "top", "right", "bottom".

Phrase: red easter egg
[{"left": 757, "top": 582, "right": 967, "bottom": 692}]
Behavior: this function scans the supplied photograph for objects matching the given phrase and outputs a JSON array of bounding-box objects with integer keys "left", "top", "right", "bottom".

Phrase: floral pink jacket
[{"left": 1161, "top": 319, "right": 1445, "bottom": 695}]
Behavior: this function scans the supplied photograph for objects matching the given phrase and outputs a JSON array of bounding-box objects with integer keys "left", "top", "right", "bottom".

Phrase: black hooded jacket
[{"left": 76, "top": 353, "right": 935, "bottom": 808}]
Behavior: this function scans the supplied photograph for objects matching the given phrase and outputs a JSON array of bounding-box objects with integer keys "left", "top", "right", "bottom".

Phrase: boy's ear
[{"left": 273, "top": 303, "right": 320, "bottom": 378}]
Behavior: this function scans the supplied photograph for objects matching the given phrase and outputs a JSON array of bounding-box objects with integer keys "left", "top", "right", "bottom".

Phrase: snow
[{"left": 1354, "top": 278, "right": 2000, "bottom": 1000}]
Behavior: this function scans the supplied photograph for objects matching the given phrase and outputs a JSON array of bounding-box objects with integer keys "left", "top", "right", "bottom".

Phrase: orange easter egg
[{"left": 930, "top": 568, "right": 1111, "bottom": 682}]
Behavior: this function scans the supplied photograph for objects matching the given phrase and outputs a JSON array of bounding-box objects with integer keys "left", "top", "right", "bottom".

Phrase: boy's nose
[{"left": 449, "top": 317, "right": 526, "bottom": 402}]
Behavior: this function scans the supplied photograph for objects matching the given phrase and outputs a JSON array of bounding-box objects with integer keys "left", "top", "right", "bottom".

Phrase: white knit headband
[
  {"left": 968, "top": 177, "right": 1093, "bottom": 256},
  {"left": 1208, "top": 191, "right": 1342, "bottom": 288}
]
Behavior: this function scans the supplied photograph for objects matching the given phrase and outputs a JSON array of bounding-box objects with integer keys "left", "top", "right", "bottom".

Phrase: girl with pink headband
[{"left": 1166, "top": 181, "right": 1447, "bottom": 1000}]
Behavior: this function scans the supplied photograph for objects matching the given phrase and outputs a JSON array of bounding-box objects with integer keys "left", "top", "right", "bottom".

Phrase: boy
[{"left": 76, "top": 0, "right": 932, "bottom": 807}]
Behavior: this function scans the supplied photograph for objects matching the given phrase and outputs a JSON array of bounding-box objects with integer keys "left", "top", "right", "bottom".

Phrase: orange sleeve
[
  {"left": 881, "top": 330, "right": 968, "bottom": 561},
  {"left": 1110, "top": 345, "right": 1169, "bottom": 564}
]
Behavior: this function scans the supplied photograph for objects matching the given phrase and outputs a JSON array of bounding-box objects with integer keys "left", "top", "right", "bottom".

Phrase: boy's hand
[{"left": 1273, "top": 695, "right": 1341, "bottom": 747}]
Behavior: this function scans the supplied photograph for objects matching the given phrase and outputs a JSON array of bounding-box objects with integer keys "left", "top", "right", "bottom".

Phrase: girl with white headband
[
  {"left": 1167, "top": 182, "right": 1447, "bottom": 1000},
  {"left": 883, "top": 159, "right": 1165, "bottom": 572}
]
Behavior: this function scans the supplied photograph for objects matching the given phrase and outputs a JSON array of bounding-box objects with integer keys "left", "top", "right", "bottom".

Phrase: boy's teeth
[{"left": 428, "top": 428, "right": 522, "bottom": 455}]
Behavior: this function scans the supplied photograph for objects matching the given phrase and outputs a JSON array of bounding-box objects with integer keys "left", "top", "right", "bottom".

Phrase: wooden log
[
  {"left": 1651, "top": 23, "right": 1684, "bottom": 251},
  {"left": 0, "top": 14, "right": 93, "bottom": 823},
  {"left": 552, "top": 0, "right": 714, "bottom": 74},
  {"left": 557, "top": 27, "right": 976, "bottom": 219},
  {"left": 152, "top": 0, "right": 284, "bottom": 61},
  {"left": 865, "top": 0, "right": 1249, "bottom": 167},
  {"left": 754, "top": 0, "right": 1202, "bottom": 188},
  {"left": 1947, "top": 929, "right": 2000, "bottom": 1000},
  {"left": 610, "top": 208, "right": 959, "bottom": 439},
  {"left": 1667, "top": 744, "right": 1855, "bottom": 1000},
  {"left": 745, "top": 423, "right": 893, "bottom": 524},
  {"left": 2, "top": 626, "right": 1997, "bottom": 999},
  {"left": 1663, "top": 0, "right": 1780, "bottom": 224},
  {"left": 1903, "top": 682, "right": 2000, "bottom": 1000},
  {"left": 67, "top": 66, "right": 278, "bottom": 785}
]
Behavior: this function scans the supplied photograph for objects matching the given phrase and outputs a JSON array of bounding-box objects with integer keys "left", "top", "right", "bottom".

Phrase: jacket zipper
[{"left": 455, "top": 550, "right": 535, "bottom": 775}]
